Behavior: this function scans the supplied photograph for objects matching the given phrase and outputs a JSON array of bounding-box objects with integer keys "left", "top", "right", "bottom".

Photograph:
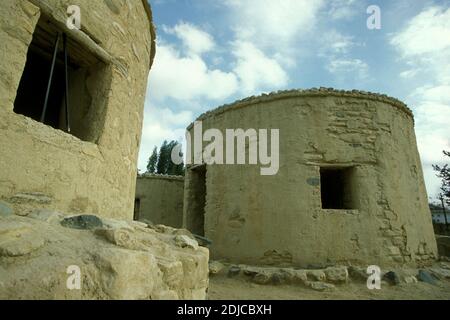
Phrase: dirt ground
[{"left": 207, "top": 275, "right": 450, "bottom": 300}]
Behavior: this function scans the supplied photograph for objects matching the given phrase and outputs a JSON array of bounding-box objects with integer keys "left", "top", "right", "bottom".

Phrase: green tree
[
  {"left": 433, "top": 150, "right": 450, "bottom": 206},
  {"left": 156, "top": 140, "right": 169, "bottom": 174},
  {"left": 166, "top": 140, "right": 185, "bottom": 176},
  {"left": 147, "top": 140, "right": 185, "bottom": 176},
  {"left": 146, "top": 146, "right": 158, "bottom": 173}
]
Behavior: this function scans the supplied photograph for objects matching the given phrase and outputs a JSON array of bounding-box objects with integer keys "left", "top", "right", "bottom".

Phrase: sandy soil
[{"left": 208, "top": 275, "right": 450, "bottom": 300}]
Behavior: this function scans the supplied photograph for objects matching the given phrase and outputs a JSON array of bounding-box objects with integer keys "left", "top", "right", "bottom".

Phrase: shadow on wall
[
  {"left": 134, "top": 174, "right": 185, "bottom": 228},
  {"left": 184, "top": 165, "right": 206, "bottom": 237},
  {"left": 434, "top": 223, "right": 450, "bottom": 236}
]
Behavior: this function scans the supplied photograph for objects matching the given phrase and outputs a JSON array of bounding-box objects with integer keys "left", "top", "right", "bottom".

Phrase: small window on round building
[{"left": 320, "top": 167, "right": 357, "bottom": 210}]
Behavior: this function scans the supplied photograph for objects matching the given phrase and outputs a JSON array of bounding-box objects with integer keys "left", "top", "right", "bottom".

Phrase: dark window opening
[
  {"left": 134, "top": 198, "right": 141, "bottom": 221},
  {"left": 320, "top": 167, "right": 356, "bottom": 209},
  {"left": 14, "top": 39, "right": 68, "bottom": 129},
  {"left": 13, "top": 15, "right": 108, "bottom": 143}
]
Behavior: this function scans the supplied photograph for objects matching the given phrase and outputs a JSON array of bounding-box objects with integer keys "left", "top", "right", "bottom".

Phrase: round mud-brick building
[{"left": 183, "top": 88, "right": 438, "bottom": 267}]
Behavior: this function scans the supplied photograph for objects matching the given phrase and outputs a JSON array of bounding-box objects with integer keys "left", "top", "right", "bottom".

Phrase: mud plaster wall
[
  {"left": 135, "top": 175, "right": 184, "bottom": 228},
  {"left": 183, "top": 89, "right": 438, "bottom": 268},
  {"left": 0, "top": 0, "right": 154, "bottom": 219}
]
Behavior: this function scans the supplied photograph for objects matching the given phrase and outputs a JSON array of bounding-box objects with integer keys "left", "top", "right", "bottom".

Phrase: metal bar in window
[
  {"left": 63, "top": 33, "right": 71, "bottom": 133},
  {"left": 40, "top": 32, "right": 60, "bottom": 123}
]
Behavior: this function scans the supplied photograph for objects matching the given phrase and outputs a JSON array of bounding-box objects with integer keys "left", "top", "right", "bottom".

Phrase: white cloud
[
  {"left": 141, "top": 21, "right": 231, "bottom": 171},
  {"left": 391, "top": 6, "right": 450, "bottom": 84},
  {"left": 415, "top": 121, "right": 450, "bottom": 199},
  {"left": 231, "top": 41, "right": 289, "bottom": 95},
  {"left": 391, "top": 6, "right": 450, "bottom": 198},
  {"left": 390, "top": 7, "right": 450, "bottom": 56},
  {"left": 221, "top": 0, "right": 330, "bottom": 90},
  {"left": 328, "top": 0, "right": 359, "bottom": 20},
  {"left": 327, "top": 35, "right": 355, "bottom": 54},
  {"left": 412, "top": 89, "right": 450, "bottom": 198},
  {"left": 413, "top": 85, "right": 450, "bottom": 104},
  {"left": 326, "top": 58, "right": 369, "bottom": 79},
  {"left": 148, "top": 19, "right": 292, "bottom": 102},
  {"left": 399, "top": 69, "right": 419, "bottom": 79},
  {"left": 219, "top": 0, "right": 324, "bottom": 84},
  {"left": 141, "top": 19, "right": 292, "bottom": 171},
  {"left": 148, "top": 43, "right": 238, "bottom": 102},
  {"left": 225, "top": 0, "right": 324, "bottom": 48},
  {"left": 318, "top": 30, "right": 368, "bottom": 82},
  {"left": 163, "top": 22, "right": 216, "bottom": 55},
  {"left": 223, "top": 0, "right": 301, "bottom": 87},
  {"left": 320, "top": 30, "right": 358, "bottom": 55},
  {"left": 138, "top": 103, "right": 193, "bottom": 172}
]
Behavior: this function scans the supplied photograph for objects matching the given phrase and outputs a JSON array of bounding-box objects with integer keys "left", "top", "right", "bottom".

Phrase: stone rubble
[
  {"left": 404, "top": 276, "right": 418, "bottom": 284},
  {"left": 309, "top": 281, "right": 336, "bottom": 292},
  {"left": 0, "top": 211, "right": 209, "bottom": 300},
  {"left": 383, "top": 271, "right": 401, "bottom": 285},
  {"left": 212, "top": 261, "right": 450, "bottom": 291},
  {"left": 324, "top": 266, "right": 349, "bottom": 283},
  {"left": 209, "top": 261, "right": 225, "bottom": 275},
  {"left": 61, "top": 214, "right": 103, "bottom": 230},
  {"left": 417, "top": 270, "right": 438, "bottom": 285},
  {"left": 348, "top": 266, "right": 368, "bottom": 282},
  {"left": 174, "top": 235, "right": 199, "bottom": 250}
]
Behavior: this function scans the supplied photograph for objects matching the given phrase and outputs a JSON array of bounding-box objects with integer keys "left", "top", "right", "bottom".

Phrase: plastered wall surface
[
  {"left": 0, "top": 0, "right": 155, "bottom": 220},
  {"left": 184, "top": 89, "right": 438, "bottom": 268},
  {"left": 135, "top": 175, "right": 184, "bottom": 228}
]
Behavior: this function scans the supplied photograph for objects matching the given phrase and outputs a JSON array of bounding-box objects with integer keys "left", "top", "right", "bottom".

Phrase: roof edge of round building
[
  {"left": 187, "top": 87, "right": 414, "bottom": 130},
  {"left": 138, "top": 173, "right": 185, "bottom": 181},
  {"left": 141, "top": 0, "right": 156, "bottom": 69}
]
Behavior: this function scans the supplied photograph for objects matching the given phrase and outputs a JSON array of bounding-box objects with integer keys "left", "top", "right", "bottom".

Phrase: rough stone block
[
  {"left": 174, "top": 235, "right": 198, "bottom": 250},
  {"left": 61, "top": 215, "right": 103, "bottom": 230},
  {"left": 309, "top": 281, "right": 335, "bottom": 291},
  {"left": 324, "top": 266, "right": 349, "bottom": 283},
  {"left": 0, "top": 214, "right": 209, "bottom": 300}
]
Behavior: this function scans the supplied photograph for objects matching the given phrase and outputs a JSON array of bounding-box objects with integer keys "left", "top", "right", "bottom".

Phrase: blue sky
[{"left": 140, "top": 0, "right": 450, "bottom": 202}]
